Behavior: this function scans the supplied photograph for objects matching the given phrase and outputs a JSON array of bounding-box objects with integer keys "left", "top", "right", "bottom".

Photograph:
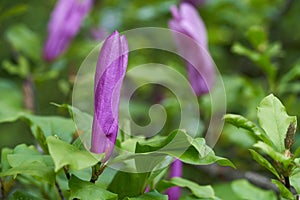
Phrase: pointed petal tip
[
  {"left": 170, "top": 5, "right": 180, "bottom": 20},
  {"left": 112, "top": 30, "right": 120, "bottom": 36}
]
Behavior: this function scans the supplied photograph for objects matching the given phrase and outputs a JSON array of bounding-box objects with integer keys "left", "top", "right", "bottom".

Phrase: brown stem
[
  {"left": 55, "top": 181, "right": 65, "bottom": 200},
  {"left": 284, "top": 176, "right": 291, "bottom": 190},
  {"left": 22, "top": 75, "right": 36, "bottom": 112},
  {"left": 63, "top": 166, "right": 70, "bottom": 180}
]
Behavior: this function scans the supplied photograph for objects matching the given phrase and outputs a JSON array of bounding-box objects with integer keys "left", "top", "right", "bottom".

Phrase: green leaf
[
  {"left": 231, "top": 179, "right": 277, "bottom": 200},
  {"left": 213, "top": 183, "right": 240, "bottom": 200},
  {"left": 9, "top": 191, "right": 43, "bottom": 200},
  {"left": 52, "top": 103, "right": 93, "bottom": 146},
  {"left": 257, "top": 94, "right": 297, "bottom": 152},
  {"left": 69, "top": 176, "right": 118, "bottom": 200},
  {"left": 224, "top": 114, "right": 270, "bottom": 144},
  {"left": 253, "top": 141, "right": 291, "bottom": 167},
  {"left": 22, "top": 113, "right": 76, "bottom": 143},
  {"left": 47, "top": 136, "right": 104, "bottom": 172},
  {"left": 157, "top": 177, "right": 215, "bottom": 199},
  {"left": 0, "top": 144, "right": 55, "bottom": 183},
  {"left": 249, "top": 149, "right": 280, "bottom": 179},
  {"left": 5, "top": 24, "right": 41, "bottom": 61},
  {"left": 5, "top": 144, "right": 53, "bottom": 167},
  {"left": 179, "top": 137, "right": 234, "bottom": 168},
  {"left": 246, "top": 26, "right": 267, "bottom": 51},
  {"left": 0, "top": 161, "right": 55, "bottom": 183},
  {"left": 123, "top": 191, "right": 168, "bottom": 200},
  {"left": 271, "top": 179, "right": 295, "bottom": 200},
  {"left": 111, "top": 130, "right": 234, "bottom": 170},
  {"left": 108, "top": 171, "right": 149, "bottom": 199},
  {"left": 290, "top": 169, "right": 300, "bottom": 194}
]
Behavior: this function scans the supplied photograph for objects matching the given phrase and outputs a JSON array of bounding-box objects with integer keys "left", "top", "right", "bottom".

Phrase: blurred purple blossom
[
  {"left": 169, "top": 3, "right": 214, "bottom": 96},
  {"left": 166, "top": 159, "right": 183, "bottom": 200},
  {"left": 91, "top": 31, "right": 128, "bottom": 161},
  {"left": 43, "top": 0, "right": 93, "bottom": 61}
]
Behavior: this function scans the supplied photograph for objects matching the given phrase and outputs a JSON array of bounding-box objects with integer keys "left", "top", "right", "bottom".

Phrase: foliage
[{"left": 1, "top": 0, "right": 300, "bottom": 199}]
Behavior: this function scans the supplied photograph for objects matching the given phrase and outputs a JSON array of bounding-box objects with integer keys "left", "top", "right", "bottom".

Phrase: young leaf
[
  {"left": 249, "top": 149, "right": 280, "bottom": 179},
  {"left": 231, "top": 179, "right": 277, "bottom": 200},
  {"left": 245, "top": 26, "right": 267, "bottom": 51},
  {"left": 253, "top": 141, "right": 291, "bottom": 167},
  {"left": 47, "top": 136, "right": 104, "bottom": 172},
  {"left": 257, "top": 94, "right": 297, "bottom": 152},
  {"left": 224, "top": 114, "right": 270, "bottom": 144},
  {"left": 157, "top": 177, "right": 215, "bottom": 199},
  {"left": 271, "top": 179, "right": 295, "bottom": 200},
  {"left": 69, "top": 176, "right": 118, "bottom": 200}
]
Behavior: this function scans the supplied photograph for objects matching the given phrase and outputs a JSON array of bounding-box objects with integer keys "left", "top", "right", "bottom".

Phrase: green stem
[{"left": 90, "top": 162, "right": 105, "bottom": 183}]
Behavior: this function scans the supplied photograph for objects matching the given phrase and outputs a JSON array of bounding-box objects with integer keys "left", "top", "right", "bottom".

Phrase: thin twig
[
  {"left": 55, "top": 181, "right": 65, "bottom": 200},
  {"left": 197, "top": 164, "right": 279, "bottom": 192}
]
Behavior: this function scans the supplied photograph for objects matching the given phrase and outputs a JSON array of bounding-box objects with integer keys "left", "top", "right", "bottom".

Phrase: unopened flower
[
  {"left": 169, "top": 3, "right": 214, "bottom": 96},
  {"left": 91, "top": 31, "right": 128, "bottom": 161},
  {"left": 43, "top": 0, "right": 93, "bottom": 61},
  {"left": 166, "top": 159, "right": 183, "bottom": 200}
]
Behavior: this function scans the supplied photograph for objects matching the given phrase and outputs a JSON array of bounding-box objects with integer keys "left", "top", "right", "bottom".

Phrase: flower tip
[
  {"left": 170, "top": 5, "right": 180, "bottom": 20},
  {"left": 112, "top": 30, "right": 120, "bottom": 36},
  {"left": 43, "top": 52, "right": 54, "bottom": 62}
]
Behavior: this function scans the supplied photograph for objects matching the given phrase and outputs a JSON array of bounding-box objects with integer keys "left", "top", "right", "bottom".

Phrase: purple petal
[
  {"left": 166, "top": 159, "right": 183, "bottom": 200},
  {"left": 169, "top": 3, "right": 214, "bottom": 96},
  {"left": 91, "top": 31, "right": 128, "bottom": 161},
  {"left": 43, "top": 0, "right": 93, "bottom": 61}
]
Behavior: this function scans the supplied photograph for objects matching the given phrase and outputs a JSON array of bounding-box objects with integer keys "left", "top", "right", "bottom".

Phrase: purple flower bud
[
  {"left": 166, "top": 159, "right": 183, "bottom": 200},
  {"left": 169, "top": 3, "right": 214, "bottom": 96},
  {"left": 91, "top": 31, "right": 128, "bottom": 161},
  {"left": 43, "top": 0, "right": 93, "bottom": 61}
]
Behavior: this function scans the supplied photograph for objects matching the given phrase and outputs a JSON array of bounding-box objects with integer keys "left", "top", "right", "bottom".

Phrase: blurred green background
[{"left": 0, "top": 0, "right": 300, "bottom": 197}]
